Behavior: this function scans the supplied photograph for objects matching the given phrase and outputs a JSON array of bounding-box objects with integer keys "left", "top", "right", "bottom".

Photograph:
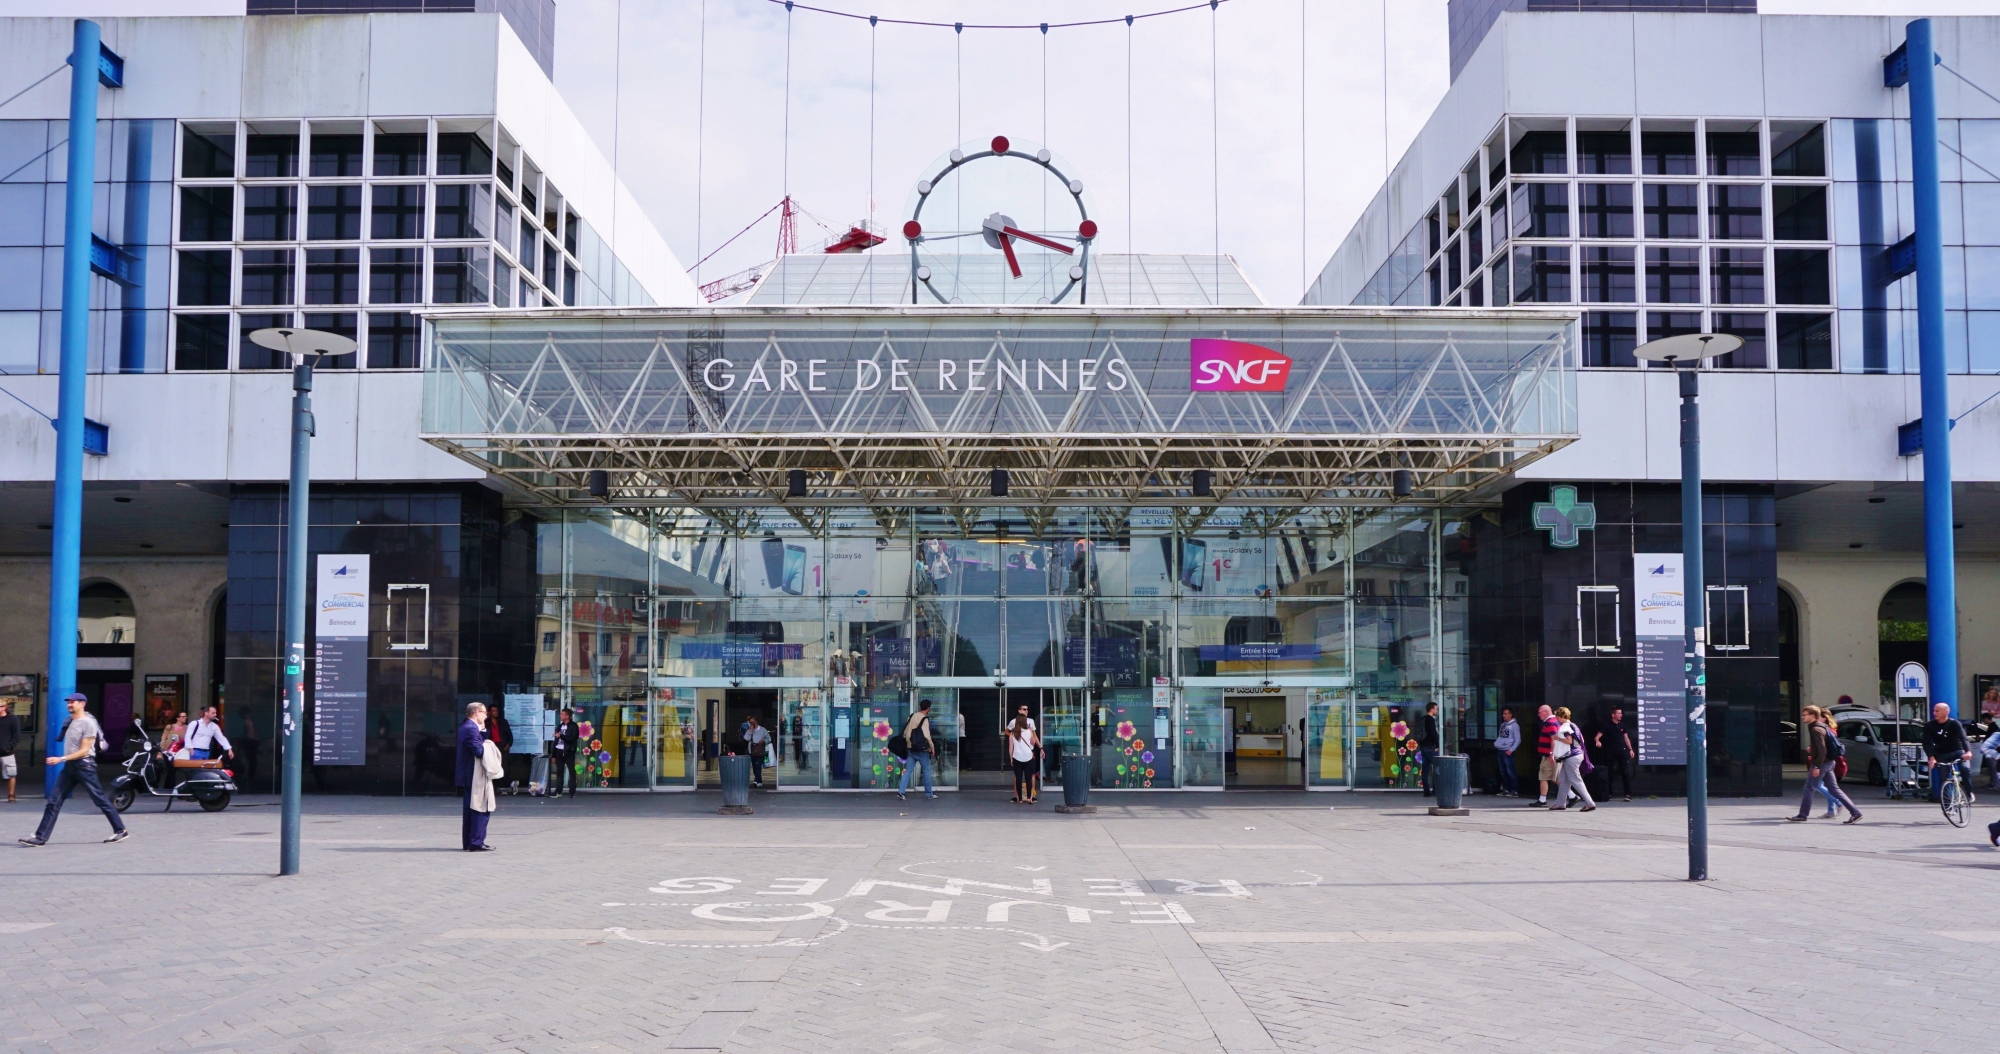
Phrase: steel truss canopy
[{"left": 422, "top": 308, "right": 1578, "bottom": 509}]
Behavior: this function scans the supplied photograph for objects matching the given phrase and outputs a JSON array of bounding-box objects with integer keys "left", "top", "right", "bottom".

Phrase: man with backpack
[
  {"left": 21, "top": 693, "right": 129, "bottom": 846},
  {"left": 896, "top": 700, "right": 938, "bottom": 802}
]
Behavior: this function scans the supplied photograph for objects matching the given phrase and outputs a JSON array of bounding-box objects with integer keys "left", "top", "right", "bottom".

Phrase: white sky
[{"left": 20, "top": 0, "right": 1994, "bottom": 303}]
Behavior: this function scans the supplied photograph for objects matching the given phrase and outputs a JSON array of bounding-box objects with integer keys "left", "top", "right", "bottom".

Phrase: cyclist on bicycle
[{"left": 1922, "top": 702, "right": 1971, "bottom": 804}]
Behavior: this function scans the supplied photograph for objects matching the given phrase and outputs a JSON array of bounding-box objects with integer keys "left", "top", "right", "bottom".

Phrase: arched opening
[
  {"left": 1778, "top": 587, "right": 1801, "bottom": 764},
  {"left": 77, "top": 581, "right": 137, "bottom": 750},
  {"left": 1878, "top": 581, "right": 1927, "bottom": 720}
]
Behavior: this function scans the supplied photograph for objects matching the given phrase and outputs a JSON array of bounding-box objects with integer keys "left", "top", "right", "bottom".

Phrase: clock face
[{"left": 902, "top": 136, "right": 1097, "bottom": 305}]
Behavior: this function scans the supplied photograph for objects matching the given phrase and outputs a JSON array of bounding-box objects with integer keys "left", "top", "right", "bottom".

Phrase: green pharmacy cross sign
[{"left": 1532, "top": 485, "right": 1597, "bottom": 548}]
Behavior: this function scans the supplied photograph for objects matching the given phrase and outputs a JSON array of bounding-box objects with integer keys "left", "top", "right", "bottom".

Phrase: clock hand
[
  {"left": 999, "top": 226, "right": 1075, "bottom": 255},
  {"left": 996, "top": 231, "right": 1022, "bottom": 278}
]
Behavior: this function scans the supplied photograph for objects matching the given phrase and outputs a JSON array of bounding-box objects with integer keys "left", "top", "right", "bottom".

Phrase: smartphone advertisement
[{"left": 751, "top": 535, "right": 822, "bottom": 596}]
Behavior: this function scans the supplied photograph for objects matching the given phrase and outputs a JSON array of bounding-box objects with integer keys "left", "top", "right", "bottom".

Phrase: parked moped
[{"left": 110, "top": 718, "right": 235, "bottom": 813}]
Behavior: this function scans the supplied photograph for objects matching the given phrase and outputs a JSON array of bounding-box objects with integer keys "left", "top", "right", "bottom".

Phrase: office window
[
  {"left": 1776, "top": 312, "right": 1833, "bottom": 369},
  {"left": 1772, "top": 185, "right": 1828, "bottom": 241},
  {"left": 172, "top": 313, "right": 229, "bottom": 370},
  {"left": 1709, "top": 184, "right": 1762, "bottom": 239},
  {"left": 181, "top": 126, "right": 233, "bottom": 179},
  {"left": 301, "top": 312, "right": 358, "bottom": 369},
  {"left": 542, "top": 631, "right": 557, "bottom": 653},
  {"left": 244, "top": 133, "right": 299, "bottom": 178},
  {"left": 1643, "top": 184, "right": 1699, "bottom": 239},
  {"left": 1510, "top": 130, "right": 1567, "bottom": 175},
  {"left": 436, "top": 132, "right": 493, "bottom": 176},
  {"left": 242, "top": 185, "right": 296, "bottom": 241},
  {"left": 373, "top": 131, "right": 426, "bottom": 176},
  {"left": 518, "top": 218, "right": 539, "bottom": 273},
  {"left": 432, "top": 247, "right": 491, "bottom": 305},
  {"left": 1705, "top": 585, "right": 1750, "bottom": 650},
  {"left": 304, "top": 248, "right": 360, "bottom": 305},
  {"left": 369, "top": 247, "right": 422, "bottom": 304},
  {"left": 1511, "top": 245, "right": 1570, "bottom": 303},
  {"left": 176, "top": 250, "right": 231, "bottom": 306},
  {"left": 1578, "top": 131, "right": 1632, "bottom": 175},
  {"left": 494, "top": 260, "right": 514, "bottom": 308},
  {"left": 1645, "top": 247, "right": 1700, "bottom": 304},
  {"left": 367, "top": 311, "right": 420, "bottom": 368},
  {"left": 1771, "top": 122, "right": 1826, "bottom": 177},
  {"left": 1581, "top": 311, "right": 1637, "bottom": 368},
  {"left": 433, "top": 183, "right": 492, "bottom": 240},
  {"left": 1640, "top": 131, "right": 1696, "bottom": 175},
  {"left": 240, "top": 249, "right": 295, "bottom": 306},
  {"left": 306, "top": 184, "right": 362, "bottom": 240},
  {"left": 371, "top": 184, "right": 425, "bottom": 239},
  {"left": 236, "top": 312, "right": 293, "bottom": 369},
  {"left": 309, "top": 133, "right": 363, "bottom": 177},
  {"left": 1510, "top": 182, "right": 1569, "bottom": 239},
  {"left": 540, "top": 238, "right": 559, "bottom": 289},
  {"left": 564, "top": 209, "right": 580, "bottom": 255},
  {"left": 1706, "top": 130, "right": 1761, "bottom": 176},
  {"left": 1578, "top": 585, "right": 1621, "bottom": 653},
  {"left": 178, "top": 186, "right": 232, "bottom": 242},
  {"left": 1710, "top": 248, "right": 1764, "bottom": 305},
  {"left": 1466, "top": 216, "right": 1483, "bottom": 271},
  {"left": 1712, "top": 312, "right": 1768, "bottom": 369},
  {"left": 1647, "top": 311, "right": 1702, "bottom": 344},
  {"left": 1445, "top": 239, "right": 1462, "bottom": 292},
  {"left": 497, "top": 153, "right": 515, "bottom": 192},
  {"left": 496, "top": 196, "right": 516, "bottom": 255},
  {"left": 1774, "top": 248, "right": 1831, "bottom": 305},
  {"left": 1579, "top": 246, "right": 1636, "bottom": 303},
  {"left": 1488, "top": 257, "right": 1509, "bottom": 306},
  {"left": 1579, "top": 183, "right": 1634, "bottom": 238}
]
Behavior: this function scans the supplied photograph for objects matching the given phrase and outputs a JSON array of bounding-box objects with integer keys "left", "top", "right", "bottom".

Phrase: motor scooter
[{"left": 110, "top": 718, "right": 236, "bottom": 813}]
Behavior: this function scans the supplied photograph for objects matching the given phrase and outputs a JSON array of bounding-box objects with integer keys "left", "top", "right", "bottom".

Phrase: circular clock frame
[{"left": 903, "top": 135, "right": 1098, "bottom": 305}]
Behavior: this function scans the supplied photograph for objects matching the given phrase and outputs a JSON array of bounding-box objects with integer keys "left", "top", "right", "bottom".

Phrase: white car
[{"left": 1832, "top": 718, "right": 1925, "bottom": 786}]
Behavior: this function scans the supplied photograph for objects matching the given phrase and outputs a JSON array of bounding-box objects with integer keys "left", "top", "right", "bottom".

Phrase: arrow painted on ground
[{"left": 1017, "top": 935, "right": 1070, "bottom": 953}]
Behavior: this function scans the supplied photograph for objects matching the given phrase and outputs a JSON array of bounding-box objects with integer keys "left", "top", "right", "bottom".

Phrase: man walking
[
  {"left": 456, "top": 702, "right": 493, "bottom": 851},
  {"left": 744, "top": 715, "right": 773, "bottom": 789},
  {"left": 548, "top": 707, "right": 579, "bottom": 798},
  {"left": 896, "top": 700, "right": 938, "bottom": 801},
  {"left": 1418, "top": 701, "right": 1441, "bottom": 796},
  {"left": 1594, "top": 706, "right": 1636, "bottom": 801},
  {"left": 185, "top": 705, "right": 233, "bottom": 762},
  {"left": 1531, "top": 703, "right": 1559, "bottom": 807},
  {"left": 1923, "top": 701, "right": 1970, "bottom": 803},
  {"left": 0, "top": 699, "right": 20, "bottom": 803},
  {"left": 21, "top": 694, "right": 128, "bottom": 846}
]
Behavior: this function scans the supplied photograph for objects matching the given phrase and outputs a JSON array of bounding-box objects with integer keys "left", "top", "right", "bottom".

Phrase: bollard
[
  {"left": 1056, "top": 753, "right": 1095, "bottom": 813},
  {"left": 1428, "top": 754, "right": 1469, "bottom": 816},
  {"left": 718, "top": 754, "right": 754, "bottom": 815}
]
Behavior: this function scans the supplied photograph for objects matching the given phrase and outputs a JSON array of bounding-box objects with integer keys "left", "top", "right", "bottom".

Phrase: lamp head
[
  {"left": 1631, "top": 332, "right": 1743, "bottom": 367},
  {"left": 249, "top": 327, "right": 358, "bottom": 367}
]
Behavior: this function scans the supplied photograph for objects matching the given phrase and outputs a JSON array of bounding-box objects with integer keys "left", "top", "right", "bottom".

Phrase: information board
[
  {"left": 503, "top": 693, "right": 545, "bottom": 755},
  {"left": 312, "top": 555, "right": 369, "bottom": 766},
  {"left": 1633, "top": 554, "right": 1686, "bottom": 765}
]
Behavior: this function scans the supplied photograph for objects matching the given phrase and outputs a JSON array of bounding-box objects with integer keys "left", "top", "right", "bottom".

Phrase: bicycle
[{"left": 1935, "top": 760, "right": 1970, "bottom": 828}]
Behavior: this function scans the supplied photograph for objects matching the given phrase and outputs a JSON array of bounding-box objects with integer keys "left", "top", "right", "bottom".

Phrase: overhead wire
[
  {"left": 869, "top": 15, "right": 877, "bottom": 243},
  {"left": 1126, "top": 14, "right": 1134, "bottom": 304},
  {"left": 1211, "top": 0, "right": 1220, "bottom": 299},
  {"left": 1300, "top": 0, "right": 1307, "bottom": 301},
  {"left": 782, "top": 0, "right": 793, "bottom": 298},
  {"left": 694, "top": 0, "right": 707, "bottom": 286}
]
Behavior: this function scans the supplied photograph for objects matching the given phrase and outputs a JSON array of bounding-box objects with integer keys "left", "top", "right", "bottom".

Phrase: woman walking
[
  {"left": 1548, "top": 707, "right": 1596, "bottom": 812},
  {"left": 1006, "top": 704, "right": 1040, "bottom": 805},
  {"left": 1790, "top": 705, "right": 1861, "bottom": 823}
]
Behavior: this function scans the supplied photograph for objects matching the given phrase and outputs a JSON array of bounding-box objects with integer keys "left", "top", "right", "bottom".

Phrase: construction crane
[{"left": 692, "top": 196, "right": 885, "bottom": 303}]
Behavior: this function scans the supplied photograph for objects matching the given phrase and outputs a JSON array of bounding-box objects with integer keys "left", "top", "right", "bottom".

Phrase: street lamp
[
  {"left": 249, "top": 326, "right": 355, "bottom": 877},
  {"left": 1633, "top": 331, "right": 1740, "bottom": 883}
]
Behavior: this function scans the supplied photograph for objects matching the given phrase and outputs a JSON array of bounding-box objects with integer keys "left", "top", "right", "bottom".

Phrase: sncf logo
[{"left": 1189, "top": 339, "right": 1291, "bottom": 392}]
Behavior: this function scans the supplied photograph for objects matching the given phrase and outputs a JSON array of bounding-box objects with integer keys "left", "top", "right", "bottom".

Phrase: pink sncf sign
[{"left": 1189, "top": 339, "right": 1292, "bottom": 392}]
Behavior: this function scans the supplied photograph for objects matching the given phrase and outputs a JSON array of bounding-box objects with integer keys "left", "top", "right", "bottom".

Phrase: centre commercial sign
[{"left": 695, "top": 338, "right": 1292, "bottom": 396}]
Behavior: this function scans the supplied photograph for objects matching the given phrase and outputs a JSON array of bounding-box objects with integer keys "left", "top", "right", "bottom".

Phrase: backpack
[
  {"left": 906, "top": 714, "right": 933, "bottom": 755},
  {"left": 886, "top": 734, "right": 909, "bottom": 760}
]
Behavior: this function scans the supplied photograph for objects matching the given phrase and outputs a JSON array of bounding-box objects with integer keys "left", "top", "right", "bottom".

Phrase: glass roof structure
[
  {"left": 745, "top": 254, "right": 1265, "bottom": 307},
  {"left": 423, "top": 307, "right": 1578, "bottom": 510}
]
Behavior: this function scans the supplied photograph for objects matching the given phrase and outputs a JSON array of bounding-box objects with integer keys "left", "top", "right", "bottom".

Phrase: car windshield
[{"left": 1870, "top": 724, "right": 1920, "bottom": 743}]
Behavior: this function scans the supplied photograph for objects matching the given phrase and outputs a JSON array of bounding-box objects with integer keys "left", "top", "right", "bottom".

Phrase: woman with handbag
[
  {"left": 1790, "top": 706, "right": 1861, "bottom": 823},
  {"left": 1548, "top": 707, "right": 1596, "bottom": 812},
  {"left": 1006, "top": 704, "right": 1040, "bottom": 805}
]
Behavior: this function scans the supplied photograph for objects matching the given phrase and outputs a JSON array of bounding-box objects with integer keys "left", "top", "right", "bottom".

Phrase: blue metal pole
[
  {"left": 280, "top": 359, "right": 314, "bottom": 876},
  {"left": 45, "top": 19, "right": 100, "bottom": 794},
  {"left": 1680, "top": 367, "right": 1708, "bottom": 882},
  {"left": 1908, "top": 18, "right": 1958, "bottom": 716}
]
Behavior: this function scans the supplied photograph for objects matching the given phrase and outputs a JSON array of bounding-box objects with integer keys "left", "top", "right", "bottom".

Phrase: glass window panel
[
  {"left": 1510, "top": 182, "right": 1569, "bottom": 238},
  {"left": 171, "top": 312, "right": 229, "bottom": 370},
  {"left": 1511, "top": 245, "right": 1570, "bottom": 303},
  {"left": 178, "top": 186, "right": 232, "bottom": 242},
  {"left": 1578, "top": 182, "right": 1634, "bottom": 238},
  {"left": 1183, "top": 529, "right": 1271, "bottom": 598},
  {"left": 176, "top": 249, "right": 230, "bottom": 306},
  {"left": 241, "top": 185, "right": 296, "bottom": 241},
  {"left": 1777, "top": 312, "right": 1834, "bottom": 369},
  {"left": 1772, "top": 185, "right": 1828, "bottom": 241},
  {"left": 1582, "top": 311, "right": 1638, "bottom": 367},
  {"left": 239, "top": 248, "right": 294, "bottom": 306},
  {"left": 915, "top": 599, "right": 1001, "bottom": 678},
  {"left": 1771, "top": 123, "right": 1826, "bottom": 177},
  {"left": 1709, "top": 184, "right": 1763, "bottom": 239},
  {"left": 235, "top": 311, "right": 293, "bottom": 369},
  {"left": 732, "top": 598, "right": 826, "bottom": 679},
  {"left": 1087, "top": 598, "right": 1166, "bottom": 691},
  {"left": 1643, "top": 183, "right": 1699, "bottom": 238},
  {"left": 496, "top": 195, "right": 516, "bottom": 254},
  {"left": 305, "top": 184, "right": 361, "bottom": 240},
  {"left": 540, "top": 237, "right": 559, "bottom": 288},
  {"left": 300, "top": 311, "right": 357, "bottom": 368},
  {"left": 244, "top": 133, "right": 298, "bottom": 178},
  {"left": 1646, "top": 246, "right": 1701, "bottom": 303},
  {"left": 1510, "top": 130, "right": 1567, "bottom": 175},
  {"left": 739, "top": 532, "right": 825, "bottom": 597},
  {"left": 1445, "top": 239, "right": 1461, "bottom": 291},
  {"left": 1489, "top": 257, "right": 1509, "bottom": 306},
  {"left": 1275, "top": 599, "right": 1350, "bottom": 679},
  {"left": 1647, "top": 311, "right": 1703, "bottom": 344},
  {"left": 1710, "top": 248, "right": 1765, "bottom": 305},
  {"left": 309, "top": 132, "right": 362, "bottom": 177},
  {"left": 564, "top": 263, "right": 578, "bottom": 306},
  {"left": 1706, "top": 130, "right": 1761, "bottom": 176},
  {"left": 518, "top": 217, "right": 538, "bottom": 273},
  {"left": 433, "top": 182, "right": 492, "bottom": 239},
  {"left": 372, "top": 131, "right": 426, "bottom": 176},
  {"left": 1006, "top": 599, "right": 1082, "bottom": 678},
  {"left": 564, "top": 208, "right": 580, "bottom": 255},
  {"left": 1774, "top": 248, "right": 1831, "bottom": 305},
  {"left": 1640, "top": 130, "right": 1696, "bottom": 175},
  {"left": 304, "top": 247, "right": 359, "bottom": 305},
  {"left": 366, "top": 310, "right": 419, "bottom": 368},
  {"left": 369, "top": 183, "right": 425, "bottom": 239},
  {"left": 1712, "top": 311, "right": 1768, "bottom": 369},
  {"left": 436, "top": 132, "right": 493, "bottom": 176},
  {"left": 180, "top": 126, "right": 233, "bottom": 179},
  {"left": 493, "top": 260, "right": 513, "bottom": 307},
  {"left": 1579, "top": 246, "right": 1636, "bottom": 303},
  {"left": 1466, "top": 216, "right": 1484, "bottom": 271},
  {"left": 368, "top": 247, "right": 421, "bottom": 304},
  {"left": 1578, "top": 130, "right": 1632, "bottom": 175},
  {"left": 431, "top": 246, "right": 491, "bottom": 305}
]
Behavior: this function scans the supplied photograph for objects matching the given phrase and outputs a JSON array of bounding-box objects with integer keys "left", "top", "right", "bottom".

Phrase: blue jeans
[
  {"left": 1496, "top": 751, "right": 1519, "bottom": 795},
  {"left": 898, "top": 751, "right": 934, "bottom": 796},
  {"left": 189, "top": 747, "right": 211, "bottom": 760},
  {"left": 36, "top": 761, "right": 124, "bottom": 841},
  {"left": 1930, "top": 759, "right": 1970, "bottom": 801}
]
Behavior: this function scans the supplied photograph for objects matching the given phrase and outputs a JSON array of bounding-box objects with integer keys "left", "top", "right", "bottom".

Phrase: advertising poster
[
  {"left": 312, "top": 555, "right": 369, "bottom": 766},
  {"left": 143, "top": 674, "right": 187, "bottom": 729},
  {"left": 503, "top": 693, "right": 545, "bottom": 755},
  {"left": 1633, "top": 554, "right": 1687, "bottom": 765}
]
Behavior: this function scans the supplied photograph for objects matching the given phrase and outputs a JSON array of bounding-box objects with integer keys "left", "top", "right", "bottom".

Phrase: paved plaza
[{"left": 2, "top": 787, "right": 1995, "bottom": 1053}]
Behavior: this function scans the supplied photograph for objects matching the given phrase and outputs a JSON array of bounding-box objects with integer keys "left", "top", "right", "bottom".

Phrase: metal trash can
[
  {"left": 1057, "top": 754, "right": 1095, "bottom": 813},
  {"left": 1431, "top": 754, "right": 1469, "bottom": 813},
  {"left": 718, "top": 755, "right": 754, "bottom": 815}
]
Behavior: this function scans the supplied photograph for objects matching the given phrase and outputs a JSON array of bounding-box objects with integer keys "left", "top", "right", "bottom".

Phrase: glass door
[
  {"left": 776, "top": 687, "right": 823, "bottom": 788},
  {"left": 652, "top": 687, "right": 697, "bottom": 789},
  {"left": 1305, "top": 687, "right": 1349, "bottom": 787},
  {"left": 1037, "top": 688, "right": 1087, "bottom": 776}
]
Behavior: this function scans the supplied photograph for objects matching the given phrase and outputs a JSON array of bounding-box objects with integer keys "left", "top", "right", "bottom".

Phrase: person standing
[
  {"left": 1790, "top": 705, "right": 1861, "bottom": 823},
  {"left": 0, "top": 699, "right": 20, "bottom": 803},
  {"left": 1492, "top": 707, "right": 1521, "bottom": 797},
  {"left": 1006, "top": 703, "right": 1040, "bottom": 804},
  {"left": 744, "top": 715, "right": 773, "bottom": 789},
  {"left": 20, "top": 694, "right": 129, "bottom": 846},
  {"left": 1922, "top": 702, "right": 1970, "bottom": 803},
  {"left": 1418, "top": 701, "right": 1441, "bottom": 796},
  {"left": 184, "top": 706, "right": 233, "bottom": 762},
  {"left": 1594, "top": 706, "right": 1636, "bottom": 802},
  {"left": 1531, "top": 704, "right": 1559, "bottom": 807},
  {"left": 896, "top": 700, "right": 938, "bottom": 802},
  {"left": 1547, "top": 706, "right": 1596, "bottom": 813},
  {"left": 548, "top": 707, "right": 580, "bottom": 798},
  {"left": 455, "top": 702, "right": 493, "bottom": 851}
]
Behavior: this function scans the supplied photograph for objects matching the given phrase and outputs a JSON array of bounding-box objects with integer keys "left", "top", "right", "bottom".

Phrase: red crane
[{"left": 692, "top": 197, "right": 883, "bottom": 303}]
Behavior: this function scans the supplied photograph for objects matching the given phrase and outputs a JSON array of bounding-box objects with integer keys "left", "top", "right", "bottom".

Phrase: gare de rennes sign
[{"left": 696, "top": 338, "right": 1292, "bottom": 395}]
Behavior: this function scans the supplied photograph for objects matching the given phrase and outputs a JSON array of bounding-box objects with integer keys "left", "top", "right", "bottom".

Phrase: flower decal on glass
[
  {"left": 597, "top": 750, "right": 612, "bottom": 763},
  {"left": 1116, "top": 721, "right": 1136, "bottom": 740},
  {"left": 578, "top": 722, "right": 594, "bottom": 738},
  {"left": 1141, "top": 750, "right": 1155, "bottom": 764},
  {"left": 1390, "top": 721, "right": 1410, "bottom": 740}
]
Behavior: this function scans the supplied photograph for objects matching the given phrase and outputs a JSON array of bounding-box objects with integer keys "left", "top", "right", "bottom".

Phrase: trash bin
[
  {"left": 718, "top": 754, "right": 754, "bottom": 814},
  {"left": 1058, "top": 754, "right": 1095, "bottom": 812},
  {"left": 1431, "top": 754, "right": 1469, "bottom": 813}
]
